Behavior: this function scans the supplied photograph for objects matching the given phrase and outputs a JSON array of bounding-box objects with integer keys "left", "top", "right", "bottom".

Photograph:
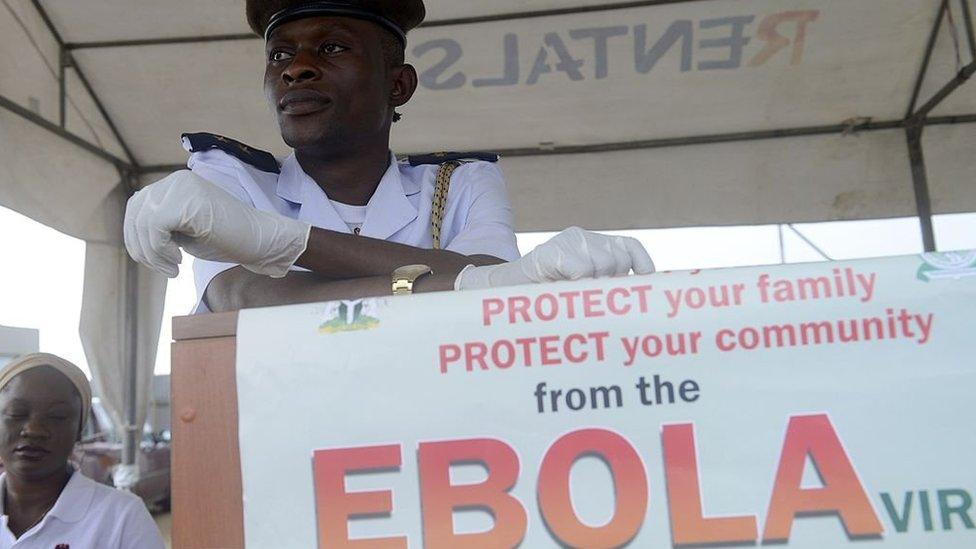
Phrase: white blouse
[{"left": 0, "top": 471, "right": 164, "bottom": 549}]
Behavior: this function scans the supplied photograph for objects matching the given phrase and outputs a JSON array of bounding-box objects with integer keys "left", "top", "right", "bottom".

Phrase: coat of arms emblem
[
  {"left": 318, "top": 299, "right": 384, "bottom": 333},
  {"left": 917, "top": 251, "right": 976, "bottom": 281}
]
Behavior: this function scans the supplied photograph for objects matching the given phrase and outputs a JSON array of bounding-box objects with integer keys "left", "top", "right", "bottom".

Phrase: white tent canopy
[{"left": 1, "top": 0, "right": 975, "bottom": 483}]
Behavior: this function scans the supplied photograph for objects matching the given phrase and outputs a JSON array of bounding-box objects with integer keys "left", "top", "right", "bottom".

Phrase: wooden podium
[{"left": 171, "top": 312, "right": 244, "bottom": 549}]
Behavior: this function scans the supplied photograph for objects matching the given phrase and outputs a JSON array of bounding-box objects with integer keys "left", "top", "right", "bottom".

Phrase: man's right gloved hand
[
  {"left": 124, "top": 170, "right": 311, "bottom": 278},
  {"left": 455, "top": 227, "right": 655, "bottom": 290}
]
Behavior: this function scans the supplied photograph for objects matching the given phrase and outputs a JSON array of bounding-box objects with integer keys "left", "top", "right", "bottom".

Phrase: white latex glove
[
  {"left": 456, "top": 226, "right": 654, "bottom": 290},
  {"left": 124, "top": 170, "right": 311, "bottom": 278}
]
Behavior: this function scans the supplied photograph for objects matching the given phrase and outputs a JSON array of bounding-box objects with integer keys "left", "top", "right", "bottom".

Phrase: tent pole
[
  {"left": 122, "top": 180, "right": 140, "bottom": 484},
  {"left": 907, "top": 0, "right": 948, "bottom": 117},
  {"left": 912, "top": 61, "right": 976, "bottom": 119},
  {"left": 905, "top": 123, "right": 937, "bottom": 252},
  {"left": 901, "top": 1, "right": 976, "bottom": 254}
]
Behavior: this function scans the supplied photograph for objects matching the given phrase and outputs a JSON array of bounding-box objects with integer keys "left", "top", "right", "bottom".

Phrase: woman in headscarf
[{"left": 0, "top": 353, "right": 164, "bottom": 548}]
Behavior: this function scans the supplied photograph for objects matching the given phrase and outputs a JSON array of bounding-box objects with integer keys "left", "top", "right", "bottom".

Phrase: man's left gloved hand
[
  {"left": 124, "top": 170, "right": 311, "bottom": 278},
  {"left": 455, "top": 227, "right": 655, "bottom": 290}
]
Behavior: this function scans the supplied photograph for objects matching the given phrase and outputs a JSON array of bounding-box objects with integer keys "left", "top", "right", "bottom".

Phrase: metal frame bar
[
  {"left": 58, "top": 48, "right": 67, "bottom": 127},
  {"left": 906, "top": 122, "right": 937, "bottom": 252},
  {"left": 929, "top": 112, "right": 976, "bottom": 123},
  {"left": 63, "top": 0, "right": 712, "bottom": 50},
  {"left": 122, "top": 195, "right": 140, "bottom": 479},
  {"left": 903, "top": 1, "right": 976, "bottom": 252},
  {"left": 907, "top": 0, "right": 948, "bottom": 117},
  {"left": 902, "top": 2, "right": 946, "bottom": 252},
  {"left": 909, "top": 0, "right": 976, "bottom": 121},
  {"left": 912, "top": 61, "right": 976, "bottom": 120},
  {"left": 0, "top": 93, "right": 130, "bottom": 167},
  {"left": 491, "top": 120, "right": 904, "bottom": 158},
  {"left": 31, "top": 0, "right": 140, "bottom": 168},
  {"left": 959, "top": 0, "right": 976, "bottom": 60},
  {"left": 65, "top": 33, "right": 255, "bottom": 51},
  {"left": 131, "top": 114, "right": 976, "bottom": 175}
]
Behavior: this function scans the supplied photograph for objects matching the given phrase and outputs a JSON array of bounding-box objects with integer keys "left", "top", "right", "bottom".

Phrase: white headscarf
[{"left": 0, "top": 353, "right": 92, "bottom": 434}]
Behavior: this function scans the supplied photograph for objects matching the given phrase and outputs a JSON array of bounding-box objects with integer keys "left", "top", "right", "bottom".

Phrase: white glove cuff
[
  {"left": 454, "top": 264, "right": 493, "bottom": 290},
  {"left": 242, "top": 219, "right": 312, "bottom": 278}
]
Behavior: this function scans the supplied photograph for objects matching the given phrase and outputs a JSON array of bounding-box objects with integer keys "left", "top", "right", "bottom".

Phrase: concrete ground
[{"left": 154, "top": 512, "right": 172, "bottom": 548}]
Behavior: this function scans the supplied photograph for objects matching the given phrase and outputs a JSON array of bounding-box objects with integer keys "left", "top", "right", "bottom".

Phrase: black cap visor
[{"left": 264, "top": 2, "right": 407, "bottom": 46}]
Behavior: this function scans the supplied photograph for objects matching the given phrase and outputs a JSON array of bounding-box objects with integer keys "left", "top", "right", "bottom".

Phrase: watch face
[{"left": 395, "top": 264, "right": 433, "bottom": 280}]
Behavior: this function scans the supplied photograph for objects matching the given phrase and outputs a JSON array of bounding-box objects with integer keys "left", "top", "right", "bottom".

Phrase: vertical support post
[
  {"left": 122, "top": 172, "right": 140, "bottom": 483},
  {"left": 905, "top": 123, "right": 937, "bottom": 252}
]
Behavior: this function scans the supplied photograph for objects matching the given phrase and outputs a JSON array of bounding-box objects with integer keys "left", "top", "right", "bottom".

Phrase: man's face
[
  {"left": 264, "top": 16, "right": 396, "bottom": 151},
  {"left": 0, "top": 367, "right": 81, "bottom": 481}
]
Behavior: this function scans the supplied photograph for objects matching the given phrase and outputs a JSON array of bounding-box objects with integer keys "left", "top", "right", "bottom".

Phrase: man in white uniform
[{"left": 124, "top": 0, "right": 655, "bottom": 312}]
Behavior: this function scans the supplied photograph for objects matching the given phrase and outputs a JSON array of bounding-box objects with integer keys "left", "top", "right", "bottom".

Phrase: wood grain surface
[{"left": 171, "top": 329, "right": 244, "bottom": 549}]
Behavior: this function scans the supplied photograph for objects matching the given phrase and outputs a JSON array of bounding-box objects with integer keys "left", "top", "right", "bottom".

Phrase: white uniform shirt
[
  {"left": 187, "top": 144, "right": 521, "bottom": 313},
  {"left": 0, "top": 471, "right": 165, "bottom": 549}
]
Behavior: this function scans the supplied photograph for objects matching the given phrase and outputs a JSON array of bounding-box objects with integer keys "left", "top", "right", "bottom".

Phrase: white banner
[{"left": 237, "top": 251, "right": 976, "bottom": 548}]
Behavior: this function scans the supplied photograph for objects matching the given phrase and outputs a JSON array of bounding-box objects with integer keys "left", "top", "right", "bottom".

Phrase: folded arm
[
  {"left": 205, "top": 243, "right": 504, "bottom": 312},
  {"left": 125, "top": 171, "right": 655, "bottom": 313}
]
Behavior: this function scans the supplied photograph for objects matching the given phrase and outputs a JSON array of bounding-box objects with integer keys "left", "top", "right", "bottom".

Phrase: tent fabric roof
[
  {"left": 21, "top": 0, "right": 976, "bottom": 168},
  {"left": 2, "top": 0, "right": 976, "bottom": 234},
  {"left": 0, "top": 108, "right": 123, "bottom": 243}
]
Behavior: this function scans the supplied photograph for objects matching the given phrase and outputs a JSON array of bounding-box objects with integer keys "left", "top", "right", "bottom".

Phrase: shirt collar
[
  {"left": 0, "top": 469, "right": 93, "bottom": 525},
  {"left": 360, "top": 154, "right": 419, "bottom": 240},
  {"left": 43, "top": 470, "right": 92, "bottom": 524},
  {"left": 277, "top": 152, "right": 421, "bottom": 240},
  {"left": 275, "top": 152, "right": 421, "bottom": 205},
  {"left": 275, "top": 153, "right": 305, "bottom": 204}
]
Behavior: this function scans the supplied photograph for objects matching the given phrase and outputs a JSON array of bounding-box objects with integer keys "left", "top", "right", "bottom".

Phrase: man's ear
[{"left": 390, "top": 64, "right": 419, "bottom": 109}]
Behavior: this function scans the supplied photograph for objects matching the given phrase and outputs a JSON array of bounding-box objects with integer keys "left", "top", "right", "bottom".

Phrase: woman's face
[{"left": 0, "top": 367, "right": 81, "bottom": 481}]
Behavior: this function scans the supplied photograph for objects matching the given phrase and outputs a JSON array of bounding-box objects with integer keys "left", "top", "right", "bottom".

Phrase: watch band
[{"left": 392, "top": 264, "right": 433, "bottom": 295}]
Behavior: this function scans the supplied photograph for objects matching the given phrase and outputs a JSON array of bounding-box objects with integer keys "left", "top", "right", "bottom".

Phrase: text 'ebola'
[{"left": 310, "top": 414, "right": 888, "bottom": 547}]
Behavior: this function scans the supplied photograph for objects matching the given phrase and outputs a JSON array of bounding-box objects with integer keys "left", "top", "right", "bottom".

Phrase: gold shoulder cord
[{"left": 431, "top": 161, "right": 461, "bottom": 249}]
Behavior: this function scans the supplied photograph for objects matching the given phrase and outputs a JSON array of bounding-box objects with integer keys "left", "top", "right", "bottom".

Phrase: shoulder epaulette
[
  {"left": 406, "top": 151, "right": 499, "bottom": 167},
  {"left": 182, "top": 132, "right": 280, "bottom": 174}
]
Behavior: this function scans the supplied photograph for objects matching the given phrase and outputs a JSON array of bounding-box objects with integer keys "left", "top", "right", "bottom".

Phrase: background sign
[{"left": 237, "top": 252, "right": 976, "bottom": 547}]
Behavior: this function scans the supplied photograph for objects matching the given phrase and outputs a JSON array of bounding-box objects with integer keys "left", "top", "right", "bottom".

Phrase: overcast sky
[{"left": 1, "top": 206, "right": 974, "bottom": 376}]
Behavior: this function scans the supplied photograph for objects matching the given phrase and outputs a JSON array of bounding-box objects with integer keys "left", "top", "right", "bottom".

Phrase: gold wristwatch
[{"left": 392, "top": 264, "right": 433, "bottom": 295}]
